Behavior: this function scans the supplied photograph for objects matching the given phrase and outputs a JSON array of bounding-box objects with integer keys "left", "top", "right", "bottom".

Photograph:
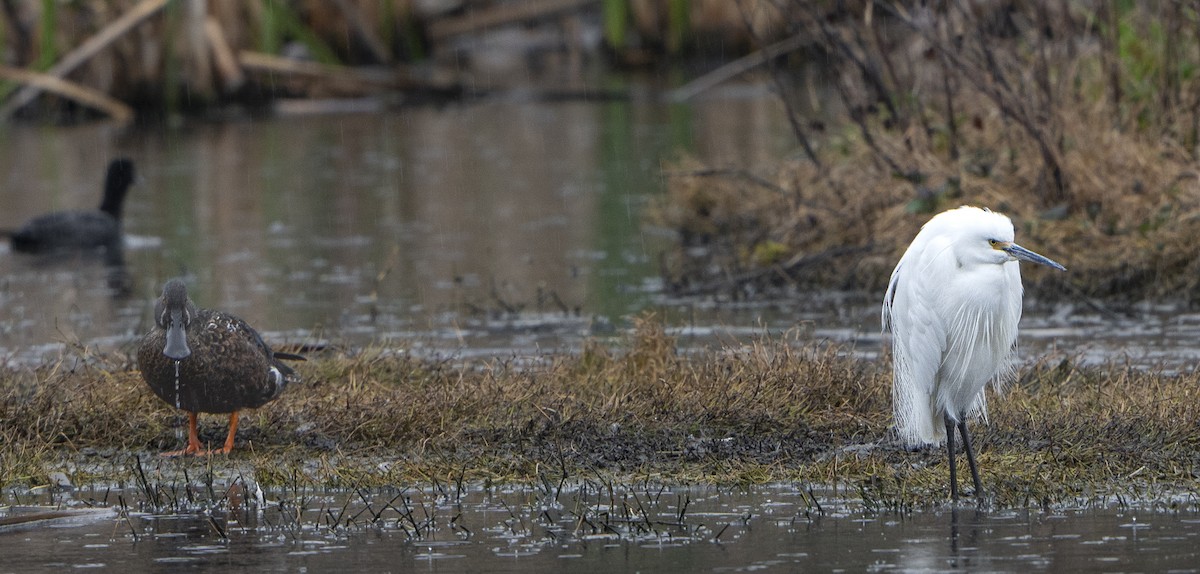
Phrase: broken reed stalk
[
  {"left": 203, "top": 16, "right": 244, "bottom": 92},
  {"left": 0, "top": 0, "right": 169, "bottom": 118}
]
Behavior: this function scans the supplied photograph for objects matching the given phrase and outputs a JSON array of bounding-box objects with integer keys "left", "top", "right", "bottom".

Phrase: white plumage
[{"left": 882, "top": 206, "right": 1065, "bottom": 500}]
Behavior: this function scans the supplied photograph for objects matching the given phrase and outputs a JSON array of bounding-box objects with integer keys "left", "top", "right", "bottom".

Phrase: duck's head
[{"left": 154, "top": 278, "right": 196, "bottom": 360}]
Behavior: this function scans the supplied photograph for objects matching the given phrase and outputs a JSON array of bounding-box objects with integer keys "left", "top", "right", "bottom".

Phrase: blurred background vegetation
[
  {"left": 648, "top": 1, "right": 1200, "bottom": 304},
  {"left": 1, "top": 1, "right": 1198, "bottom": 302},
  {"left": 0, "top": 0, "right": 796, "bottom": 119}
]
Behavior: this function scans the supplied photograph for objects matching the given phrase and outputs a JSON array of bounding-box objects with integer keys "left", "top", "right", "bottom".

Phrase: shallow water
[
  {"left": 5, "top": 481, "right": 1200, "bottom": 572},
  {"left": 0, "top": 77, "right": 802, "bottom": 365},
  {"left": 0, "top": 92, "right": 1193, "bottom": 371},
  {"left": 665, "top": 294, "right": 1200, "bottom": 373}
]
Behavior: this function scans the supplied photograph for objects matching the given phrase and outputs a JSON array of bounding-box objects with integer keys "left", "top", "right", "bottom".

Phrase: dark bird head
[
  {"left": 99, "top": 158, "right": 135, "bottom": 220},
  {"left": 154, "top": 278, "right": 196, "bottom": 360}
]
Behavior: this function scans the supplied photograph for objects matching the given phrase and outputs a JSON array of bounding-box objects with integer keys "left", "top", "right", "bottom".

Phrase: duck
[
  {"left": 137, "top": 278, "right": 304, "bottom": 456},
  {"left": 8, "top": 158, "right": 136, "bottom": 253}
]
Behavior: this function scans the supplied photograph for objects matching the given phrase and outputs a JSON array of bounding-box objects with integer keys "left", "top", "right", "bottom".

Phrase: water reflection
[
  {"left": 5, "top": 482, "right": 1200, "bottom": 571},
  {"left": 0, "top": 80, "right": 1193, "bottom": 371},
  {"left": 0, "top": 83, "right": 794, "bottom": 362}
]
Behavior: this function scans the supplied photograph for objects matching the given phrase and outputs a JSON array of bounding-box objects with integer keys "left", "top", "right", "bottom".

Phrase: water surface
[
  {"left": 0, "top": 81, "right": 798, "bottom": 364},
  {"left": 0, "top": 81, "right": 1193, "bottom": 371},
  {"left": 4, "top": 481, "right": 1199, "bottom": 572}
]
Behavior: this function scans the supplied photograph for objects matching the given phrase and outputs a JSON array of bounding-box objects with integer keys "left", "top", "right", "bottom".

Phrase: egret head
[{"left": 929, "top": 206, "right": 1066, "bottom": 271}]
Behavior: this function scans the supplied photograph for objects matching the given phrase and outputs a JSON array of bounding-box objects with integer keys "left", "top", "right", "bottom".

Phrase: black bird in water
[
  {"left": 138, "top": 279, "right": 304, "bottom": 456},
  {"left": 7, "top": 158, "right": 135, "bottom": 253}
]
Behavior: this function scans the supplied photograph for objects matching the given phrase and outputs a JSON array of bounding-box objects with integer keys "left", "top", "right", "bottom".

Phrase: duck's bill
[
  {"left": 162, "top": 311, "right": 192, "bottom": 360},
  {"left": 1004, "top": 243, "right": 1067, "bottom": 271}
]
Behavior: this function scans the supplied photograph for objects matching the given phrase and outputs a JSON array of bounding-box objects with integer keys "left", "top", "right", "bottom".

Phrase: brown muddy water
[{"left": 2, "top": 76, "right": 1199, "bottom": 570}]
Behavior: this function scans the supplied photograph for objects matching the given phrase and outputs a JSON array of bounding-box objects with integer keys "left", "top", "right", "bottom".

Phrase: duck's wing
[{"left": 220, "top": 312, "right": 304, "bottom": 379}]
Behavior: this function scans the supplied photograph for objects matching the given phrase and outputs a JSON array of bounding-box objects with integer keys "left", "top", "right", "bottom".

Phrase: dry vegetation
[
  {"left": 654, "top": 1, "right": 1200, "bottom": 303},
  {"left": 3, "top": 316, "right": 1200, "bottom": 509},
  {"left": 0, "top": 0, "right": 793, "bottom": 120}
]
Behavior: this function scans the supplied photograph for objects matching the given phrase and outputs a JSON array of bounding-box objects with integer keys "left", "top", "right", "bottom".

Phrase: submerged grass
[{"left": 3, "top": 316, "right": 1200, "bottom": 510}]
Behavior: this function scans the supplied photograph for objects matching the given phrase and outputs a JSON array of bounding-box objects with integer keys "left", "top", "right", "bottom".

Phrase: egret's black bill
[{"left": 1004, "top": 243, "right": 1067, "bottom": 271}]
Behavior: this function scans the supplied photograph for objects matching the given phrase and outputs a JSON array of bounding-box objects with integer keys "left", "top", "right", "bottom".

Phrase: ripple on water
[
  {"left": 414, "top": 552, "right": 466, "bottom": 560},
  {"left": 11, "top": 483, "right": 1200, "bottom": 571}
]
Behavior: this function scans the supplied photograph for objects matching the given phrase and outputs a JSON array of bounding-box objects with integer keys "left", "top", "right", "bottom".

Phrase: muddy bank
[{"left": 2, "top": 317, "right": 1197, "bottom": 509}]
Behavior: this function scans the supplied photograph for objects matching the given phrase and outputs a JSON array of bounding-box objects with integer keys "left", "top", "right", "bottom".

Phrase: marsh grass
[
  {"left": 655, "top": 99, "right": 1200, "bottom": 300},
  {"left": 3, "top": 316, "right": 1200, "bottom": 509},
  {"left": 653, "top": 3, "right": 1200, "bottom": 303}
]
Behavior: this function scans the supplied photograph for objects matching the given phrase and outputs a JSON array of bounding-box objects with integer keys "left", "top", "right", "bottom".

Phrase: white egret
[{"left": 882, "top": 206, "right": 1066, "bottom": 501}]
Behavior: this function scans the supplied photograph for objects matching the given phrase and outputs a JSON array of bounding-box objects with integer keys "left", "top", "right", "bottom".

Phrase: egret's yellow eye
[{"left": 988, "top": 239, "right": 1000, "bottom": 247}]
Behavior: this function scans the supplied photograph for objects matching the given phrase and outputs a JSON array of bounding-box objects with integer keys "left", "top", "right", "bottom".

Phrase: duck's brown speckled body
[{"left": 137, "top": 278, "right": 302, "bottom": 456}]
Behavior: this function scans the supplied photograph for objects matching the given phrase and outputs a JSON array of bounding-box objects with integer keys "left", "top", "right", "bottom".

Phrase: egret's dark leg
[
  {"left": 958, "top": 420, "right": 984, "bottom": 497},
  {"left": 945, "top": 415, "right": 958, "bottom": 502}
]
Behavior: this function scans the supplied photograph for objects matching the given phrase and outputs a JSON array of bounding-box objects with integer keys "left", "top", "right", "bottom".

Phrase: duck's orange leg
[
  {"left": 160, "top": 411, "right": 202, "bottom": 457},
  {"left": 200, "top": 411, "right": 239, "bottom": 455}
]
